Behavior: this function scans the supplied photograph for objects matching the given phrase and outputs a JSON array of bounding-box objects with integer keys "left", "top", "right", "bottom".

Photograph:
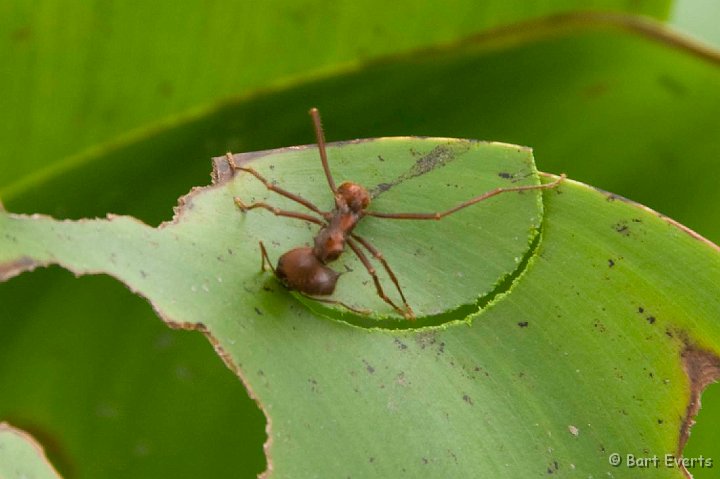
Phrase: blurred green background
[{"left": 1, "top": 1, "right": 718, "bottom": 477}]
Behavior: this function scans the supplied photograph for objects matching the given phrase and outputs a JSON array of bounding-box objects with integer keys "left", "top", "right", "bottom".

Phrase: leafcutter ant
[{"left": 228, "top": 108, "right": 565, "bottom": 320}]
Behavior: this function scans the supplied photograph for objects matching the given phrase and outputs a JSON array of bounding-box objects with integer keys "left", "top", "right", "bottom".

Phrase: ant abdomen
[{"left": 276, "top": 247, "right": 341, "bottom": 296}]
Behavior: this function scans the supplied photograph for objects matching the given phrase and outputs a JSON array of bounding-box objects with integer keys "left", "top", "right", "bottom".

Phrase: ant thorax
[
  {"left": 310, "top": 182, "right": 370, "bottom": 263},
  {"left": 312, "top": 213, "right": 356, "bottom": 262}
]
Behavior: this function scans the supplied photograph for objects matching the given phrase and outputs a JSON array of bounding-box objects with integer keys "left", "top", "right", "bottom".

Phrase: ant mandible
[{"left": 228, "top": 108, "right": 565, "bottom": 320}]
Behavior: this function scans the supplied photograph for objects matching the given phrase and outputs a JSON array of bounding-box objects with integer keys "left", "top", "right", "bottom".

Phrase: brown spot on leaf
[
  {"left": 593, "top": 319, "right": 606, "bottom": 333},
  {"left": 11, "top": 26, "right": 33, "bottom": 43},
  {"left": 637, "top": 307, "right": 656, "bottom": 325},
  {"left": 393, "top": 338, "right": 408, "bottom": 350},
  {"left": 308, "top": 378, "right": 318, "bottom": 393},
  {"left": 678, "top": 346, "right": 720, "bottom": 465},
  {"left": 612, "top": 221, "right": 630, "bottom": 236},
  {"left": 368, "top": 142, "right": 472, "bottom": 197},
  {"left": 415, "top": 331, "right": 437, "bottom": 350},
  {"left": 0, "top": 256, "right": 38, "bottom": 281},
  {"left": 546, "top": 460, "right": 561, "bottom": 475},
  {"left": 374, "top": 183, "right": 392, "bottom": 194},
  {"left": 362, "top": 359, "right": 375, "bottom": 374}
]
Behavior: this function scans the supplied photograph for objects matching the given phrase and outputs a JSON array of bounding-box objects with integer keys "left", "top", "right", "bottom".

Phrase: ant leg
[
  {"left": 297, "top": 292, "right": 372, "bottom": 316},
  {"left": 350, "top": 233, "right": 413, "bottom": 317},
  {"left": 234, "top": 197, "right": 326, "bottom": 227},
  {"left": 308, "top": 108, "right": 338, "bottom": 195},
  {"left": 226, "top": 153, "right": 331, "bottom": 219},
  {"left": 258, "top": 241, "right": 276, "bottom": 273},
  {"left": 364, "top": 174, "right": 566, "bottom": 220},
  {"left": 346, "top": 238, "right": 414, "bottom": 320}
]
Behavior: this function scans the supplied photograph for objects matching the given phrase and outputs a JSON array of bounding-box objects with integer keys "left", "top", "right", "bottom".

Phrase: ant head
[{"left": 337, "top": 182, "right": 370, "bottom": 213}]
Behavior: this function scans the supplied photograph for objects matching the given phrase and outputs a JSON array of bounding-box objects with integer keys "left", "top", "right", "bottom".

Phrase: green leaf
[
  {"left": 2, "top": 140, "right": 719, "bottom": 477},
  {"left": 2, "top": 8, "right": 720, "bottom": 479}
]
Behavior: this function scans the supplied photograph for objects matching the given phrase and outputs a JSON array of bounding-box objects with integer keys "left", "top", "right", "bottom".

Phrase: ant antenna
[{"left": 309, "top": 108, "right": 337, "bottom": 195}]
